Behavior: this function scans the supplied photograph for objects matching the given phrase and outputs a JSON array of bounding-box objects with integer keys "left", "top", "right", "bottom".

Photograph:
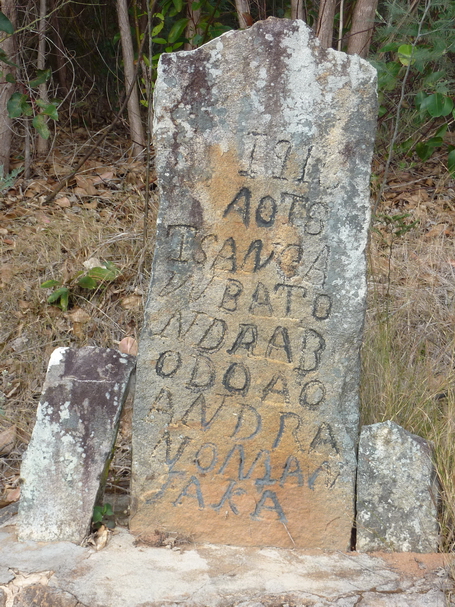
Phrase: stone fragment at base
[
  {"left": 18, "top": 346, "right": 136, "bottom": 543},
  {"left": 356, "top": 420, "right": 439, "bottom": 552}
]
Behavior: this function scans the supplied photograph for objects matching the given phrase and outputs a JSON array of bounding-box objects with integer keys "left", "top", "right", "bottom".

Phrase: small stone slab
[
  {"left": 18, "top": 347, "right": 135, "bottom": 543},
  {"left": 131, "top": 18, "right": 377, "bottom": 549},
  {"left": 356, "top": 420, "right": 439, "bottom": 552}
]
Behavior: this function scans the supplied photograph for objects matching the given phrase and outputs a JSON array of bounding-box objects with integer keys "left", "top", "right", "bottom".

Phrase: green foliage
[
  {"left": 40, "top": 262, "right": 121, "bottom": 312},
  {"left": 0, "top": 11, "right": 14, "bottom": 34},
  {"left": 0, "top": 165, "right": 23, "bottom": 192},
  {"left": 92, "top": 503, "right": 115, "bottom": 530},
  {"left": 2, "top": 19, "right": 58, "bottom": 141},
  {"left": 371, "top": 0, "right": 455, "bottom": 172}
]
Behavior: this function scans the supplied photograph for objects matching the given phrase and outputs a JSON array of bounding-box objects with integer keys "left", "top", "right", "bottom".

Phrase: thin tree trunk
[
  {"left": 316, "top": 0, "right": 337, "bottom": 49},
  {"left": 50, "top": 0, "right": 69, "bottom": 94},
  {"left": 347, "top": 0, "right": 379, "bottom": 58},
  {"left": 0, "top": 0, "right": 16, "bottom": 174},
  {"left": 117, "top": 0, "right": 145, "bottom": 157},
  {"left": 184, "top": 0, "right": 201, "bottom": 51},
  {"left": 37, "top": 0, "right": 49, "bottom": 156},
  {"left": 291, "top": 0, "right": 304, "bottom": 21},
  {"left": 235, "top": 0, "right": 251, "bottom": 29}
]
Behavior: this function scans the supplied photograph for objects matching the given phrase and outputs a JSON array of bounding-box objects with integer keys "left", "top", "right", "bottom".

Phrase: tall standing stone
[
  {"left": 131, "top": 18, "right": 377, "bottom": 549},
  {"left": 19, "top": 347, "right": 136, "bottom": 543}
]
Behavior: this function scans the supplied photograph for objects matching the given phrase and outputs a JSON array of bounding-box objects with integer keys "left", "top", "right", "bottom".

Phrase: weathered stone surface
[
  {"left": 18, "top": 347, "right": 135, "bottom": 543},
  {"left": 131, "top": 18, "right": 377, "bottom": 549},
  {"left": 0, "top": 526, "right": 451, "bottom": 607},
  {"left": 356, "top": 421, "right": 440, "bottom": 552},
  {"left": 12, "top": 584, "right": 81, "bottom": 607}
]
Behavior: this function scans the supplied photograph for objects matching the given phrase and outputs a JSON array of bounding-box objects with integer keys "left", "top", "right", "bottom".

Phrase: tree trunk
[
  {"left": 235, "top": 0, "right": 251, "bottom": 30},
  {"left": 347, "top": 0, "right": 379, "bottom": 57},
  {"left": 184, "top": 0, "right": 201, "bottom": 51},
  {"left": 316, "top": 0, "right": 337, "bottom": 49},
  {"left": 0, "top": 0, "right": 16, "bottom": 174},
  {"left": 37, "top": 0, "right": 49, "bottom": 157},
  {"left": 117, "top": 0, "right": 145, "bottom": 157},
  {"left": 291, "top": 0, "right": 304, "bottom": 21}
]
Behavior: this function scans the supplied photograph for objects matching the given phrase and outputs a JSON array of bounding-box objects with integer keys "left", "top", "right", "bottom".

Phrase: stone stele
[
  {"left": 18, "top": 347, "right": 136, "bottom": 543},
  {"left": 131, "top": 18, "right": 377, "bottom": 549},
  {"left": 356, "top": 420, "right": 440, "bottom": 552}
]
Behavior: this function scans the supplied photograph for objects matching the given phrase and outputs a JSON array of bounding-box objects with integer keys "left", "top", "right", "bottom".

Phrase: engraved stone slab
[
  {"left": 356, "top": 421, "right": 440, "bottom": 552},
  {"left": 18, "top": 347, "right": 136, "bottom": 543},
  {"left": 131, "top": 18, "right": 377, "bottom": 549}
]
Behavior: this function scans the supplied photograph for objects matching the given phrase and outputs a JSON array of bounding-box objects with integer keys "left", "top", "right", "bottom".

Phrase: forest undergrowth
[{"left": 0, "top": 123, "right": 455, "bottom": 551}]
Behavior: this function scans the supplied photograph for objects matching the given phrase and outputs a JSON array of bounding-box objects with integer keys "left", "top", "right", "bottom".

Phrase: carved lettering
[
  {"left": 297, "top": 329, "right": 325, "bottom": 376},
  {"left": 223, "top": 363, "right": 251, "bottom": 396},
  {"left": 213, "top": 238, "right": 237, "bottom": 272},
  {"left": 255, "top": 195, "right": 277, "bottom": 227},
  {"left": 196, "top": 318, "right": 227, "bottom": 352},
  {"left": 250, "top": 490, "right": 287, "bottom": 523},
  {"left": 152, "top": 432, "right": 192, "bottom": 469},
  {"left": 181, "top": 393, "right": 225, "bottom": 430},
  {"left": 223, "top": 187, "right": 251, "bottom": 226},
  {"left": 186, "top": 355, "right": 216, "bottom": 391},
  {"left": 266, "top": 326, "right": 292, "bottom": 363},
  {"left": 309, "top": 423, "right": 339, "bottom": 455},
  {"left": 274, "top": 283, "right": 307, "bottom": 317},
  {"left": 299, "top": 380, "right": 326, "bottom": 409},
  {"left": 173, "top": 475, "right": 205, "bottom": 508},
  {"left": 280, "top": 456, "right": 304, "bottom": 487},
  {"left": 313, "top": 294, "right": 332, "bottom": 320},
  {"left": 231, "top": 404, "right": 262, "bottom": 440},
  {"left": 167, "top": 225, "right": 197, "bottom": 263},
  {"left": 210, "top": 480, "right": 246, "bottom": 514},
  {"left": 227, "top": 324, "right": 258, "bottom": 355},
  {"left": 262, "top": 373, "right": 290, "bottom": 403},
  {"left": 156, "top": 351, "right": 182, "bottom": 378},
  {"left": 195, "top": 443, "right": 218, "bottom": 473},
  {"left": 249, "top": 282, "right": 273, "bottom": 316},
  {"left": 242, "top": 240, "right": 274, "bottom": 272},
  {"left": 220, "top": 279, "right": 244, "bottom": 312},
  {"left": 272, "top": 412, "right": 303, "bottom": 450}
]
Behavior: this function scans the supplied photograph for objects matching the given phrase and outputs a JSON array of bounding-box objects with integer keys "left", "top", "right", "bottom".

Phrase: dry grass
[
  {"left": 0, "top": 156, "right": 158, "bottom": 498},
  {"left": 362, "top": 170, "right": 455, "bottom": 550}
]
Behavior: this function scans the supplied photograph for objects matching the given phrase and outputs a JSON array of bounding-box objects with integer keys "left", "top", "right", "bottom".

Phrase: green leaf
[
  {"left": 378, "top": 42, "right": 400, "bottom": 53},
  {"left": 420, "top": 93, "right": 453, "bottom": 118},
  {"left": 151, "top": 21, "right": 164, "bottom": 37},
  {"left": 87, "top": 265, "right": 120, "bottom": 282},
  {"left": 41, "top": 279, "right": 62, "bottom": 288},
  {"left": 103, "top": 503, "right": 114, "bottom": 516},
  {"left": 397, "top": 44, "right": 414, "bottom": 66},
  {"left": 77, "top": 275, "right": 98, "bottom": 289},
  {"left": 42, "top": 102, "right": 58, "bottom": 120},
  {"left": 5, "top": 73, "right": 15, "bottom": 84},
  {"left": 7, "top": 93, "right": 31, "bottom": 118},
  {"left": 415, "top": 137, "right": 443, "bottom": 161},
  {"left": 93, "top": 506, "right": 104, "bottom": 524},
  {"left": 0, "top": 49, "right": 17, "bottom": 68},
  {"left": 448, "top": 149, "right": 455, "bottom": 175},
  {"left": 47, "top": 287, "right": 69, "bottom": 311},
  {"left": 32, "top": 114, "right": 50, "bottom": 140},
  {"left": 168, "top": 17, "right": 189, "bottom": 43},
  {"left": 0, "top": 11, "right": 14, "bottom": 34},
  {"left": 152, "top": 37, "right": 167, "bottom": 44},
  {"left": 173, "top": 0, "right": 183, "bottom": 11},
  {"left": 29, "top": 68, "right": 51, "bottom": 88},
  {"left": 435, "top": 124, "right": 448, "bottom": 138}
]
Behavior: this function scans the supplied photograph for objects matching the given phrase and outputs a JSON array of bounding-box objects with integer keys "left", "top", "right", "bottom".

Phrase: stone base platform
[{"left": 0, "top": 517, "right": 452, "bottom": 607}]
